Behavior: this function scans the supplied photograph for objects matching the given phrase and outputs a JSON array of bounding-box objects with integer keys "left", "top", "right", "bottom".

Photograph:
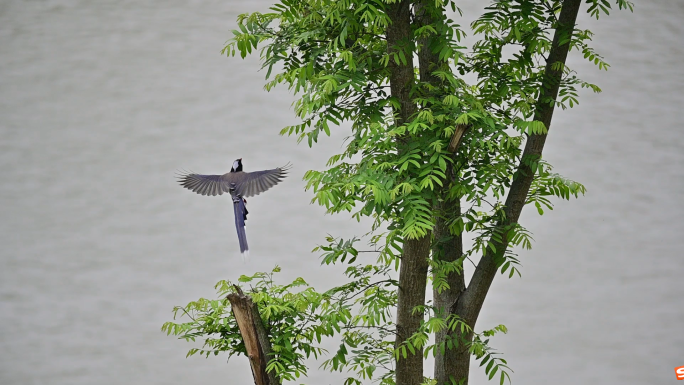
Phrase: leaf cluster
[{"left": 163, "top": 265, "right": 402, "bottom": 383}]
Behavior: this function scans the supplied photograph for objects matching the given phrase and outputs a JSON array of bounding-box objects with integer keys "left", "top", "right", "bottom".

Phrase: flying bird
[{"left": 177, "top": 159, "right": 291, "bottom": 258}]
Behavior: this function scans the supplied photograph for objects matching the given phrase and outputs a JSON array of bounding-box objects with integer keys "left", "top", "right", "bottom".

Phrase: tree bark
[
  {"left": 432, "top": 197, "right": 466, "bottom": 385},
  {"left": 386, "top": 2, "right": 431, "bottom": 385},
  {"left": 395, "top": 234, "right": 432, "bottom": 385},
  {"left": 386, "top": 0, "right": 417, "bottom": 131},
  {"left": 448, "top": 1, "right": 583, "bottom": 383},
  {"left": 227, "top": 286, "right": 281, "bottom": 385}
]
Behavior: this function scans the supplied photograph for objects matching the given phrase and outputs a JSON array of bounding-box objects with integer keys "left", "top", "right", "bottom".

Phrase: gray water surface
[{"left": 1, "top": 1, "right": 682, "bottom": 384}]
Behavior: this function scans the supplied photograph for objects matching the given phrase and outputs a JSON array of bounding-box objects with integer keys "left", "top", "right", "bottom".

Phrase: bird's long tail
[{"left": 232, "top": 196, "right": 249, "bottom": 260}]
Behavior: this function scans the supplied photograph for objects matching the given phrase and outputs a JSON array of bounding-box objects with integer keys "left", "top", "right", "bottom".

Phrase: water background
[{"left": 1, "top": 1, "right": 682, "bottom": 384}]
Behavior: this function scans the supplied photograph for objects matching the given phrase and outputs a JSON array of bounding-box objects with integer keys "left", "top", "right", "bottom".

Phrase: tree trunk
[
  {"left": 447, "top": 1, "right": 583, "bottom": 383},
  {"left": 227, "top": 286, "right": 281, "bottom": 385},
  {"left": 413, "top": 2, "right": 469, "bottom": 383},
  {"left": 395, "top": 234, "right": 432, "bottom": 385},
  {"left": 432, "top": 197, "right": 466, "bottom": 385},
  {"left": 386, "top": 2, "right": 431, "bottom": 385}
]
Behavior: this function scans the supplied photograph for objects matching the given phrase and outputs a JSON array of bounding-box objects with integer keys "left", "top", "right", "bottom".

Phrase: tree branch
[{"left": 454, "top": 0, "right": 583, "bottom": 331}]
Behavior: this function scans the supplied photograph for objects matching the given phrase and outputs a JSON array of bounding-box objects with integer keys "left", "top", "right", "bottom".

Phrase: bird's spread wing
[
  {"left": 235, "top": 163, "right": 292, "bottom": 198},
  {"left": 176, "top": 172, "right": 229, "bottom": 196}
]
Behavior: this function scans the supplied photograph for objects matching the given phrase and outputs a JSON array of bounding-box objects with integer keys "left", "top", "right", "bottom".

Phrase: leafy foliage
[
  {"left": 162, "top": 266, "right": 519, "bottom": 385},
  {"left": 163, "top": 265, "right": 400, "bottom": 383}
]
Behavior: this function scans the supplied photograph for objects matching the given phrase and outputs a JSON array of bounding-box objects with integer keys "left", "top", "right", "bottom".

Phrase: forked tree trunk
[
  {"left": 445, "top": 1, "right": 583, "bottom": 383},
  {"left": 392, "top": 1, "right": 581, "bottom": 384}
]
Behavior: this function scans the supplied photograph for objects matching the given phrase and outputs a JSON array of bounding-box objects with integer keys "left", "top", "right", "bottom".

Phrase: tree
[{"left": 162, "top": 1, "right": 633, "bottom": 384}]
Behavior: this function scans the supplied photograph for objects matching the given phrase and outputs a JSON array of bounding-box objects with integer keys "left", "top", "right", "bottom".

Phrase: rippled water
[{"left": 1, "top": 1, "right": 682, "bottom": 384}]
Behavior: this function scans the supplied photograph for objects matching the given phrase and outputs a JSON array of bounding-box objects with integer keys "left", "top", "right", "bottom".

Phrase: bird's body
[{"left": 177, "top": 159, "right": 290, "bottom": 258}]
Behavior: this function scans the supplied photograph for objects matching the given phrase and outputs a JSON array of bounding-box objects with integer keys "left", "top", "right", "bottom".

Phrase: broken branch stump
[
  {"left": 447, "top": 124, "right": 470, "bottom": 154},
  {"left": 226, "top": 286, "right": 280, "bottom": 385}
]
